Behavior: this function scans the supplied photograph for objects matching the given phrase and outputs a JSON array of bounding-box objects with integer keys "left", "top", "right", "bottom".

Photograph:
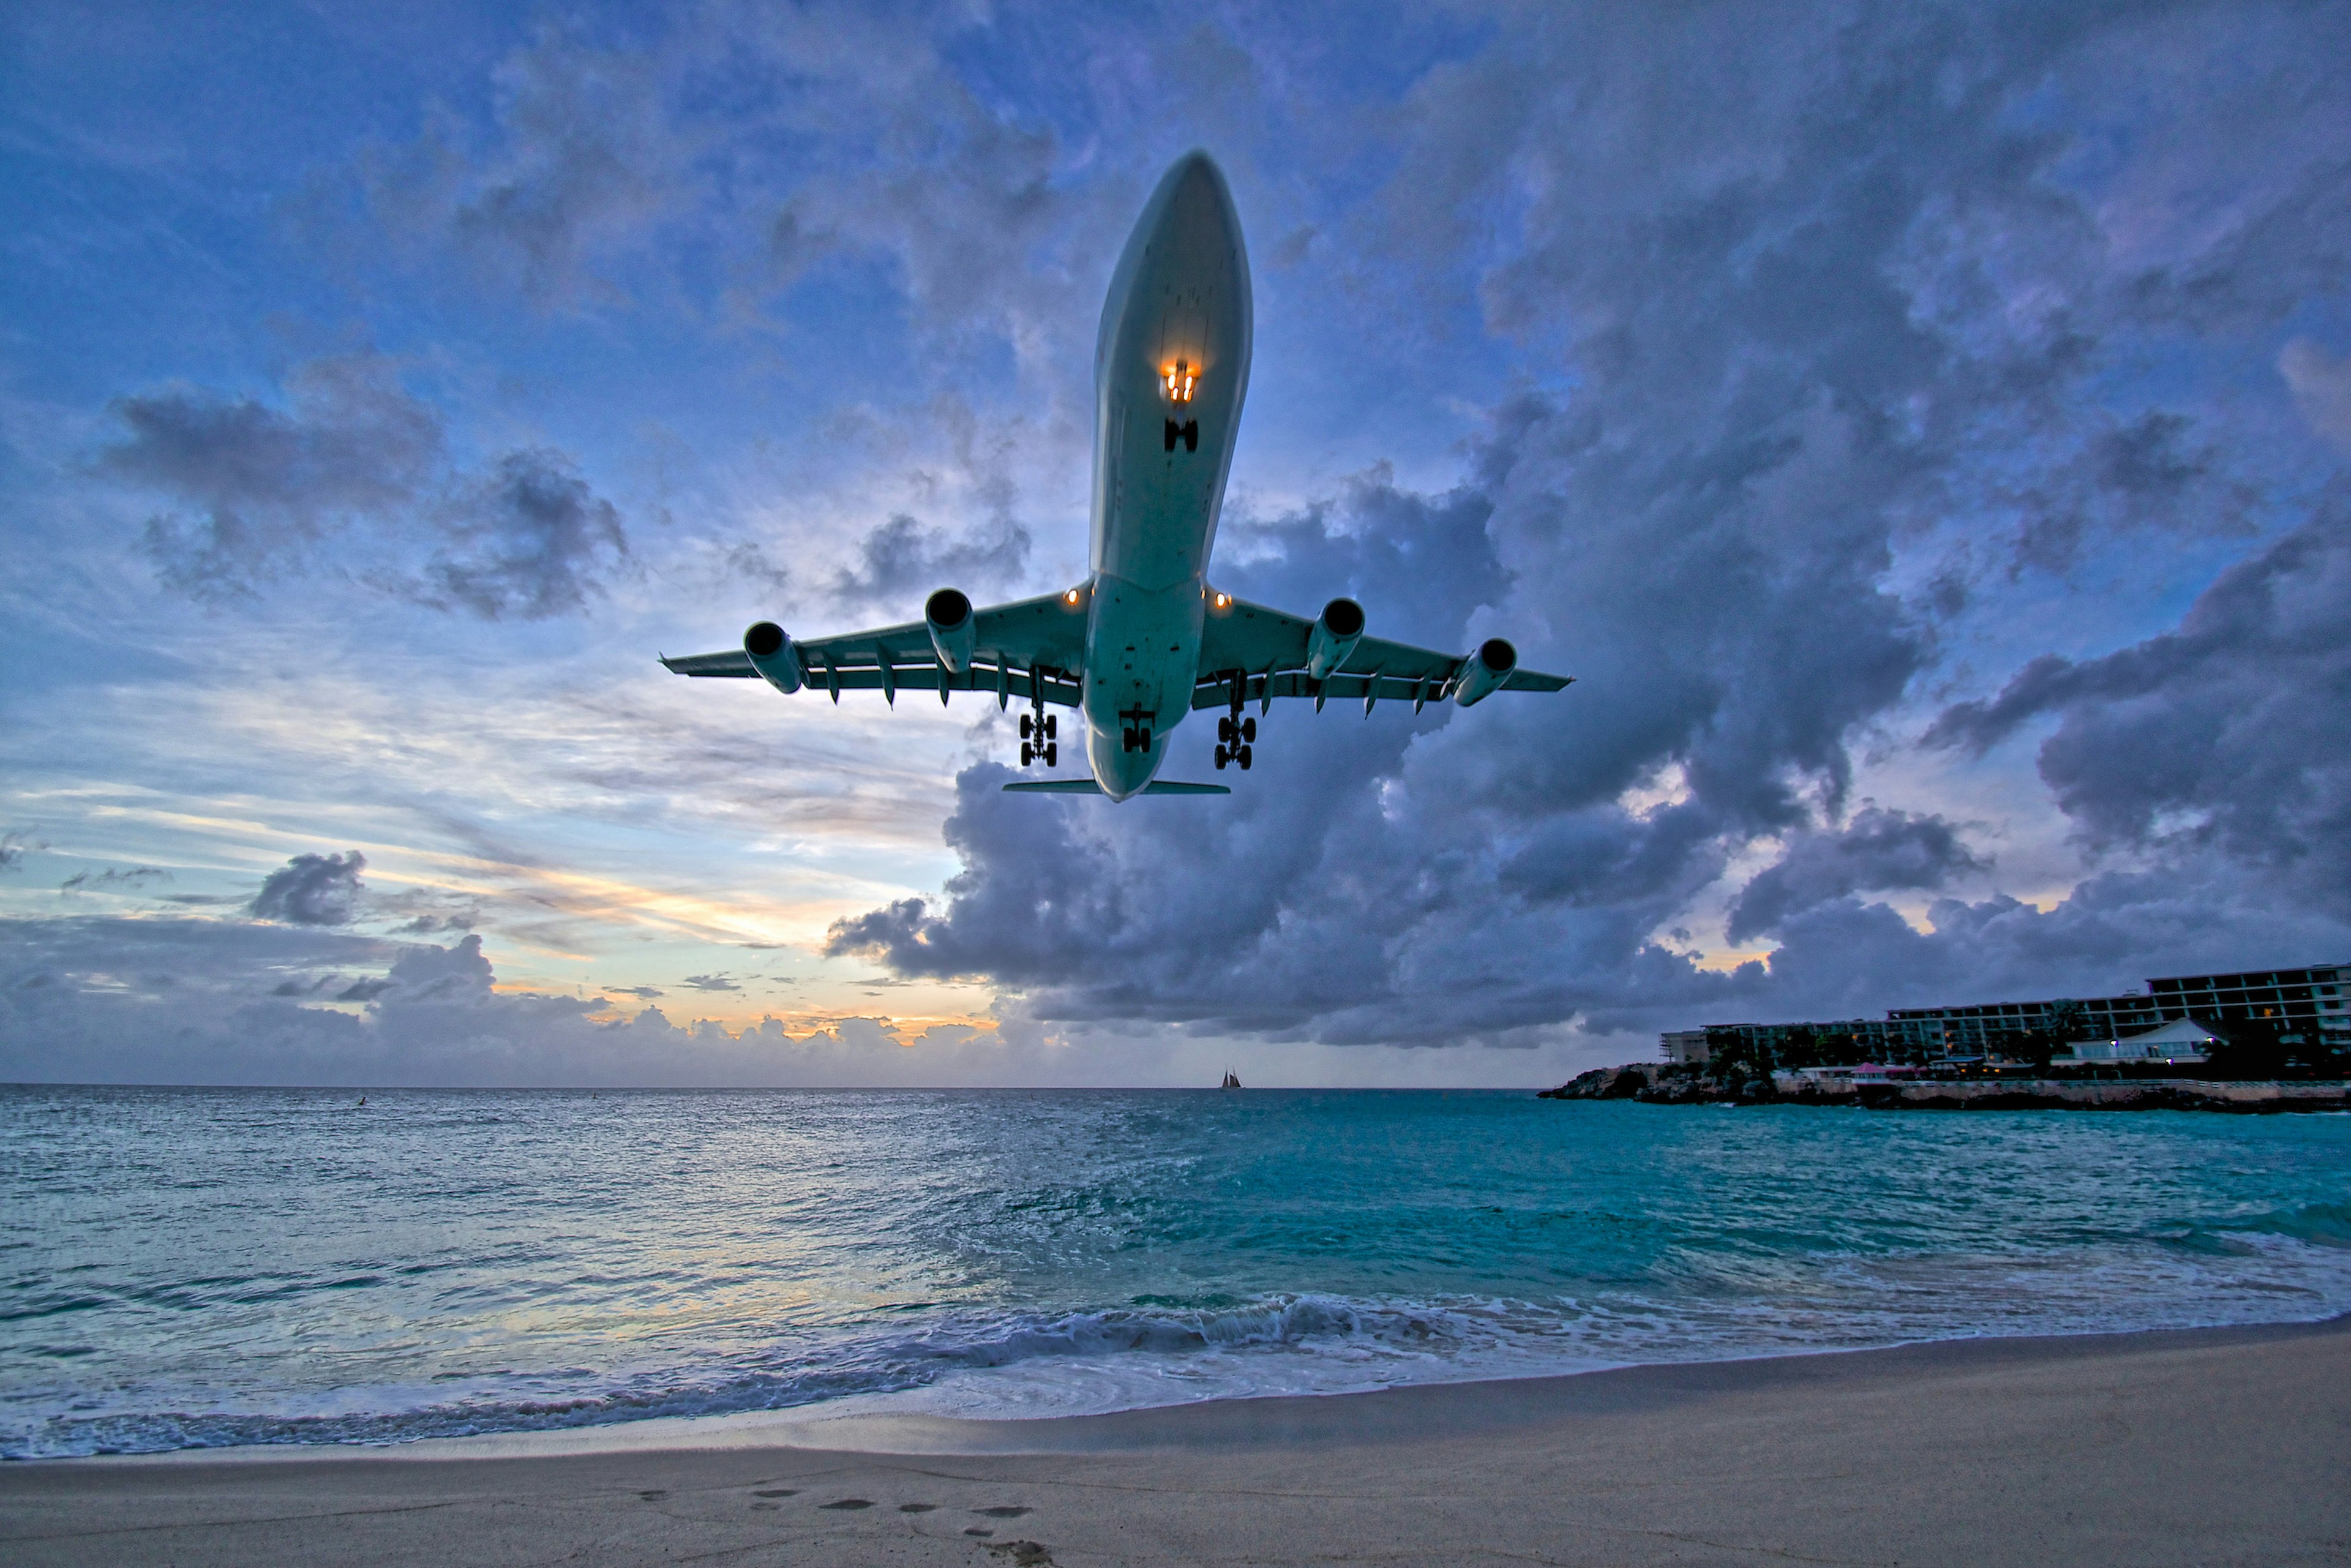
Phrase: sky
[{"left": 3, "top": 0, "right": 2349, "bottom": 1087}]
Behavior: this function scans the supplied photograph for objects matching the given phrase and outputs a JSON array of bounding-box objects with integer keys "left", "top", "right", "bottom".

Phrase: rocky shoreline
[{"left": 1540, "top": 1063, "right": 2351, "bottom": 1112}]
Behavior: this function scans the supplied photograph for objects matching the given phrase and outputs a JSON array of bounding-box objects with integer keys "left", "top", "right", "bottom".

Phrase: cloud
[
  {"left": 102, "top": 353, "right": 632, "bottom": 615},
  {"left": 2281, "top": 339, "right": 2351, "bottom": 452},
  {"left": 413, "top": 449, "right": 631, "bottom": 619},
  {"left": 1725, "top": 809, "right": 1987, "bottom": 945},
  {"left": 249, "top": 850, "right": 367, "bottom": 926},
  {"left": 1927, "top": 492, "right": 2351, "bottom": 912},
  {"left": 829, "top": 512, "right": 1032, "bottom": 605},
  {"left": 1, "top": 833, "right": 50, "bottom": 875},
  {"left": 328, "top": 25, "right": 699, "bottom": 310},
  {"left": 677, "top": 973, "right": 741, "bottom": 992},
  {"left": 58, "top": 866, "right": 173, "bottom": 893},
  {"left": 105, "top": 353, "right": 443, "bottom": 598}
]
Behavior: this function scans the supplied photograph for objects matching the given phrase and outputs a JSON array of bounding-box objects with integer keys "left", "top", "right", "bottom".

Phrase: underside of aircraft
[{"left": 664, "top": 151, "right": 1572, "bottom": 800}]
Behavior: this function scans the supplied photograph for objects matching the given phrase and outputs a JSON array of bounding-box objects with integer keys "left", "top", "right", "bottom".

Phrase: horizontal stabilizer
[{"left": 1002, "top": 779, "right": 1232, "bottom": 796}]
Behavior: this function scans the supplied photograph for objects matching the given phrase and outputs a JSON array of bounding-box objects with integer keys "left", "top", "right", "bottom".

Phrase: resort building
[
  {"left": 1665, "top": 962, "right": 2348, "bottom": 1067},
  {"left": 2055, "top": 1019, "right": 2221, "bottom": 1066}
]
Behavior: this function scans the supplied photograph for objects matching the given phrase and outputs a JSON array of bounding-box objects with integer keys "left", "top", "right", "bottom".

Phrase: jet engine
[
  {"left": 743, "top": 621, "right": 803, "bottom": 694},
  {"left": 1306, "top": 597, "right": 1365, "bottom": 680},
  {"left": 1451, "top": 638, "right": 1517, "bottom": 706},
  {"left": 925, "top": 588, "right": 976, "bottom": 675}
]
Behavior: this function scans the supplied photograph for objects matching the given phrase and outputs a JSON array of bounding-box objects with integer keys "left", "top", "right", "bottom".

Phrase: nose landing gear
[{"left": 1163, "top": 419, "right": 1199, "bottom": 453}]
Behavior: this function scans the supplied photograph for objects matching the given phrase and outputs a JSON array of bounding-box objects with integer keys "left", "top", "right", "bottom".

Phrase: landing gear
[
  {"left": 1214, "top": 680, "right": 1256, "bottom": 771},
  {"left": 1019, "top": 690, "right": 1056, "bottom": 768},
  {"left": 1163, "top": 418, "right": 1199, "bottom": 453},
  {"left": 1121, "top": 724, "right": 1153, "bottom": 754}
]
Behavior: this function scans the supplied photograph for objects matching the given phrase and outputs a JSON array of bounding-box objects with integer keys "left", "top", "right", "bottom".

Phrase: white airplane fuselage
[{"left": 1079, "top": 153, "right": 1252, "bottom": 800}]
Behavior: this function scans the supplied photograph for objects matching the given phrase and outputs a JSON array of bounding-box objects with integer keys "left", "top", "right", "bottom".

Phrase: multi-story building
[{"left": 1668, "top": 962, "right": 2348, "bottom": 1067}]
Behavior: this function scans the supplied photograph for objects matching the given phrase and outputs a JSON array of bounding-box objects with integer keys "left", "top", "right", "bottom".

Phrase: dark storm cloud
[
  {"left": 102, "top": 354, "right": 632, "bottom": 617},
  {"left": 1927, "top": 494, "right": 2351, "bottom": 913},
  {"left": 1726, "top": 810, "right": 1987, "bottom": 945},
  {"left": 830, "top": 2, "right": 2351, "bottom": 1046},
  {"left": 414, "top": 449, "right": 631, "bottom": 620},
  {"left": 249, "top": 851, "right": 367, "bottom": 926},
  {"left": 104, "top": 354, "right": 443, "bottom": 598}
]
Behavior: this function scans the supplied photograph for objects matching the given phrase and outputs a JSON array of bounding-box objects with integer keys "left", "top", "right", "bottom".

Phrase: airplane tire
[
  {"left": 1020, "top": 742, "right": 1033, "bottom": 767},
  {"left": 1214, "top": 745, "right": 1228, "bottom": 770},
  {"left": 1044, "top": 742, "right": 1058, "bottom": 767},
  {"left": 1019, "top": 713, "right": 1032, "bottom": 740},
  {"left": 1183, "top": 420, "right": 1199, "bottom": 452},
  {"left": 1237, "top": 745, "right": 1253, "bottom": 770},
  {"left": 1217, "top": 716, "right": 1233, "bottom": 744},
  {"left": 1163, "top": 420, "right": 1178, "bottom": 452},
  {"left": 1043, "top": 715, "right": 1057, "bottom": 740},
  {"left": 1120, "top": 727, "right": 1135, "bottom": 753},
  {"left": 1241, "top": 717, "right": 1256, "bottom": 743}
]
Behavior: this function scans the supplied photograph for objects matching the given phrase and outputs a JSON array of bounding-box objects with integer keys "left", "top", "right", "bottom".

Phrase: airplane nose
[{"left": 1154, "top": 150, "right": 1237, "bottom": 246}]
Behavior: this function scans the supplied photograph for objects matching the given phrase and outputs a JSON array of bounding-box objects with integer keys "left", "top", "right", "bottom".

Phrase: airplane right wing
[
  {"left": 1190, "top": 593, "right": 1572, "bottom": 713},
  {"left": 659, "top": 588, "right": 1094, "bottom": 707}
]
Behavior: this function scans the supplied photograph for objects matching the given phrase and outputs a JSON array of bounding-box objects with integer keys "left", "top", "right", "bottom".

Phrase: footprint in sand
[
  {"left": 899, "top": 1502, "right": 939, "bottom": 1512},
  {"left": 751, "top": 1488, "right": 798, "bottom": 1498},
  {"left": 636, "top": 1490, "right": 668, "bottom": 1501},
  {"left": 820, "top": 1498, "right": 874, "bottom": 1510},
  {"left": 973, "top": 1506, "right": 1033, "bottom": 1518}
]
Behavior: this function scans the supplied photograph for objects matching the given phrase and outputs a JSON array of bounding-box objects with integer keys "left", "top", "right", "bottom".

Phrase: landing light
[
  {"left": 1163, "top": 359, "right": 1196, "bottom": 404},
  {"left": 1213, "top": 593, "right": 1232, "bottom": 609},
  {"left": 1064, "top": 588, "right": 1082, "bottom": 605}
]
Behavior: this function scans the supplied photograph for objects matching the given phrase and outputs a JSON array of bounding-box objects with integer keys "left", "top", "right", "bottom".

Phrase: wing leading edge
[
  {"left": 1191, "top": 593, "right": 1572, "bottom": 713},
  {"left": 659, "top": 589, "right": 1090, "bottom": 708}
]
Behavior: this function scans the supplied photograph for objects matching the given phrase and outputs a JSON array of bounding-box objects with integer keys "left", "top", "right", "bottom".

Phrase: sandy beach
[{"left": 4, "top": 1316, "right": 2345, "bottom": 1567}]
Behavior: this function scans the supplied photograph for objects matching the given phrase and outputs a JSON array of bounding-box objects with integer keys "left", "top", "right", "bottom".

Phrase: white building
[{"left": 2057, "top": 1018, "right": 2222, "bottom": 1066}]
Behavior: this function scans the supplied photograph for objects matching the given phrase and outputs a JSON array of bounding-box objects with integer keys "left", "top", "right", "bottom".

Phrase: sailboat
[{"left": 1220, "top": 1069, "right": 1241, "bottom": 1090}]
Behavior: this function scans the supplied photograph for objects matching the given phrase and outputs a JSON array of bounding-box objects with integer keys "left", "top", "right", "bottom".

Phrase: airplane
[{"left": 662, "top": 151, "right": 1572, "bottom": 801}]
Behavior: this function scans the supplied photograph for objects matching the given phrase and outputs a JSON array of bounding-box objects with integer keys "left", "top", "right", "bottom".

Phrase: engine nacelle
[
  {"left": 1452, "top": 637, "right": 1517, "bottom": 706},
  {"left": 1307, "top": 597, "right": 1365, "bottom": 680},
  {"left": 743, "top": 621, "right": 803, "bottom": 694},
  {"left": 925, "top": 587, "right": 976, "bottom": 675}
]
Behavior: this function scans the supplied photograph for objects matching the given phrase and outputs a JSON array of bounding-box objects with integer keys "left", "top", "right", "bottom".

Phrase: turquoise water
[{"left": 4, "top": 1086, "right": 2347, "bottom": 1457}]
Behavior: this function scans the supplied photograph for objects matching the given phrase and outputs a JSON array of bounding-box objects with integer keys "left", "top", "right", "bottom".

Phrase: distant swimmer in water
[{"left": 356, "top": 1095, "right": 367, "bottom": 1107}]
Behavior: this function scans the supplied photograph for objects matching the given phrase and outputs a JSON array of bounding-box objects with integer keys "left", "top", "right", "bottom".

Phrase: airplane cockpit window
[{"left": 1163, "top": 359, "right": 1196, "bottom": 404}]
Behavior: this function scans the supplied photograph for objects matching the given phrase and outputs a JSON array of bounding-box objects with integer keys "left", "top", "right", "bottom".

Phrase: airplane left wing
[
  {"left": 1191, "top": 593, "right": 1572, "bottom": 712},
  {"left": 661, "top": 589, "right": 1093, "bottom": 707}
]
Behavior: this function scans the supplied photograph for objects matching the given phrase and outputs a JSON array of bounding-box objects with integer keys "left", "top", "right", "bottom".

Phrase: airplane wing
[
  {"left": 1191, "top": 594, "right": 1572, "bottom": 712},
  {"left": 659, "top": 590, "right": 1092, "bottom": 707}
]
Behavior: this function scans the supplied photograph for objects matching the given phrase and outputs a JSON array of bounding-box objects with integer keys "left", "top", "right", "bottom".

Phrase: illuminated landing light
[
  {"left": 1163, "top": 359, "right": 1196, "bottom": 403},
  {"left": 1213, "top": 592, "right": 1232, "bottom": 609},
  {"left": 1064, "top": 588, "right": 1082, "bottom": 605}
]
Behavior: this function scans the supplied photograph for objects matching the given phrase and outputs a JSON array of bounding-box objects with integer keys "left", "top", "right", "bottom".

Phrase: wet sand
[{"left": 4, "top": 1316, "right": 2346, "bottom": 1566}]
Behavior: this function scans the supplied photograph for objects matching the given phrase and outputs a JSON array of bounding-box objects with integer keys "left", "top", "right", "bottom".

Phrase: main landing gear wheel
[
  {"left": 1214, "top": 744, "right": 1229, "bottom": 770},
  {"left": 1020, "top": 741, "right": 1033, "bottom": 766},
  {"left": 1237, "top": 744, "right": 1252, "bottom": 770},
  {"left": 1019, "top": 713, "right": 1033, "bottom": 740},
  {"left": 1217, "top": 716, "right": 1259, "bottom": 746},
  {"left": 1043, "top": 741, "right": 1057, "bottom": 767}
]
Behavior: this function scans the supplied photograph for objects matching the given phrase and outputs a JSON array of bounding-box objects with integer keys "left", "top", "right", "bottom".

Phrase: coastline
[{"left": 7, "top": 1315, "right": 2347, "bottom": 1565}]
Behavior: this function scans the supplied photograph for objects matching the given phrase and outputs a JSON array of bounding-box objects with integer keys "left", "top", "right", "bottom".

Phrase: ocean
[{"left": 5, "top": 1086, "right": 2348, "bottom": 1458}]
